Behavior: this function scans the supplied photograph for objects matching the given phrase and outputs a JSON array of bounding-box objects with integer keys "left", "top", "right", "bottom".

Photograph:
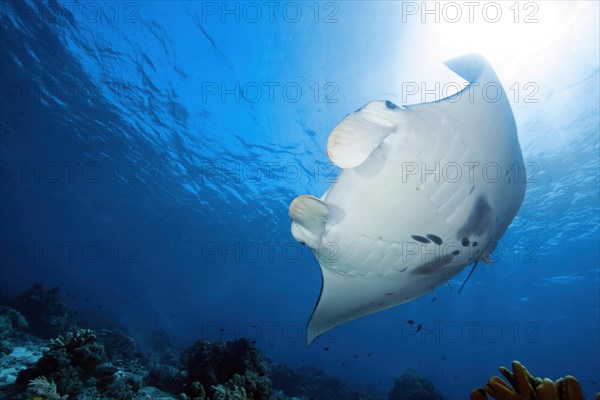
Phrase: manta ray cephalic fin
[
  {"left": 289, "top": 194, "right": 329, "bottom": 250},
  {"left": 327, "top": 100, "right": 404, "bottom": 169}
]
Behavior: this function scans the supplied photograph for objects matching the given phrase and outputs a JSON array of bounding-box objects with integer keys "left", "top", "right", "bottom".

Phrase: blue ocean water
[{"left": 1, "top": 1, "right": 599, "bottom": 399}]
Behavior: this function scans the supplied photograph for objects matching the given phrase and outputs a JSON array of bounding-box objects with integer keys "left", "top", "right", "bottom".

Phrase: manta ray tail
[{"left": 457, "top": 261, "right": 479, "bottom": 295}]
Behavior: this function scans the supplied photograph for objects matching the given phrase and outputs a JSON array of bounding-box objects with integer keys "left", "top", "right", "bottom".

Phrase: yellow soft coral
[{"left": 470, "top": 360, "right": 597, "bottom": 400}]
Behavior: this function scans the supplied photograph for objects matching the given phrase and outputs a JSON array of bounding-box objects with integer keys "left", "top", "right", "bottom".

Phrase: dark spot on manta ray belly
[
  {"left": 451, "top": 250, "right": 460, "bottom": 256},
  {"left": 461, "top": 237, "right": 470, "bottom": 247},
  {"left": 412, "top": 255, "right": 453, "bottom": 275},
  {"left": 426, "top": 234, "right": 443, "bottom": 245},
  {"left": 411, "top": 235, "right": 430, "bottom": 244},
  {"left": 457, "top": 195, "right": 494, "bottom": 239},
  {"left": 385, "top": 100, "right": 398, "bottom": 109}
]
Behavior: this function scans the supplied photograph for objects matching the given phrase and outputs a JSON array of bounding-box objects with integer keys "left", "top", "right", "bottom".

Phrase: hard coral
[
  {"left": 271, "top": 364, "right": 372, "bottom": 400},
  {"left": 470, "top": 360, "right": 597, "bottom": 400},
  {"left": 17, "top": 328, "right": 109, "bottom": 397},
  {"left": 97, "top": 329, "right": 140, "bottom": 363},
  {"left": 181, "top": 338, "right": 272, "bottom": 399},
  {"left": 0, "top": 306, "right": 28, "bottom": 341},
  {"left": 50, "top": 328, "right": 107, "bottom": 372},
  {"left": 388, "top": 368, "right": 443, "bottom": 400},
  {"left": 8, "top": 284, "right": 67, "bottom": 339},
  {"left": 50, "top": 328, "right": 96, "bottom": 353}
]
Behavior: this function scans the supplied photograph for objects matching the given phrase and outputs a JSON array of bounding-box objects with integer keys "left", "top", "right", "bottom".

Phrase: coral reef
[
  {"left": 27, "top": 376, "right": 67, "bottom": 400},
  {"left": 97, "top": 329, "right": 140, "bottom": 364},
  {"left": 146, "top": 329, "right": 173, "bottom": 354},
  {"left": 6, "top": 284, "right": 67, "bottom": 339},
  {"left": 271, "top": 364, "right": 373, "bottom": 400},
  {"left": 0, "top": 306, "right": 28, "bottom": 342},
  {"left": 16, "top": 328, "right": 141, "bottom": 400},
  {"left": 0, "top": 305, "right": 29, "bottom": 366},
  {"left": 0, "top": 285, "right": 446, "bottom": 400},
  {"left": 146, "top": 362, "right": 183, "bottom": 394},
  {"left": 470, "top": 360, "right": 597, "bottom": 400},
  {"left": 388, "top": 368, "right": 444, "bottom": 400},
  {"left": 180, "top": 338, "right": 273, "bottom": 399},
  {"left": 0, "top": 343, "right": 45, "bottom": 387},
  {"left": 49, "top": 328, "right": 97, "bottom": 353}
]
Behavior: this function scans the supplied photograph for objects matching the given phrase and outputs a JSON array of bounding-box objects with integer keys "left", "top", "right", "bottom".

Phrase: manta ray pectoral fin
[
  {"left": 289, "top": 194, "right": 329, "bottom": 250},
  {"left": 444, "top": 53, "right": 489, "bottom": 83},
  {"left": 306, "top": 266, "right": 420, "bottom": 346},
  {"left": 326, "top": 100, "right": 403, "bottom": 169},
  {"left": 307, "top": 267, "right": 366, "bottom": 346}
]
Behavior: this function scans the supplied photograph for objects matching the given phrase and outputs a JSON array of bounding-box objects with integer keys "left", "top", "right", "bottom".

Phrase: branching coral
[
  {"left": 470, "top": 360, "right": 596, "bottom": 400},
  {"left": 212, "top": 383, "right": 249, "bottom": 400},
  {"left": 50, "top": 328, "right": 96, "bottom": 353}
]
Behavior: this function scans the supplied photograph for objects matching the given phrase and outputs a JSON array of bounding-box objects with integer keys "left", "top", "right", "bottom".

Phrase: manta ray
[{"left": 289, "top": 53, "right": 526, "bottom": 346}]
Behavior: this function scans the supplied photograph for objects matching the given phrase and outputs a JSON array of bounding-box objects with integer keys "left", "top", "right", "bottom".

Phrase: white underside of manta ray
[{"left": 289, "top": 53, "right": 527, "bottom": 346}]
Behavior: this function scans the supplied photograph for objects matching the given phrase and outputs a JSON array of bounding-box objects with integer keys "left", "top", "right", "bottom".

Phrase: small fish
[
  {"left": 324, "top": 347, "right": 330, "bottom": 351},
  {"left": 407, "top": 320, "right": 415, "bottom": 325},
  {"left": 430, "top": 297, "right": 437, "bottom": 302},
  {"left": 218, "top": 328, "right": 225, "bottom": 332},
  {"left": 353, "top": 354, "right": 358, "bottom": 359},
  {"left": 442, "top": 356, "right": 446, "bottom": 360},
  {"left": 416, "top": 324, "right": 423, "bottom": 332},
  {"left": 367, "top": 352, "right": 373, "bottom": 358},
  {"left": 251, "top": 340, "right": 257, "bottom": 344}
]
